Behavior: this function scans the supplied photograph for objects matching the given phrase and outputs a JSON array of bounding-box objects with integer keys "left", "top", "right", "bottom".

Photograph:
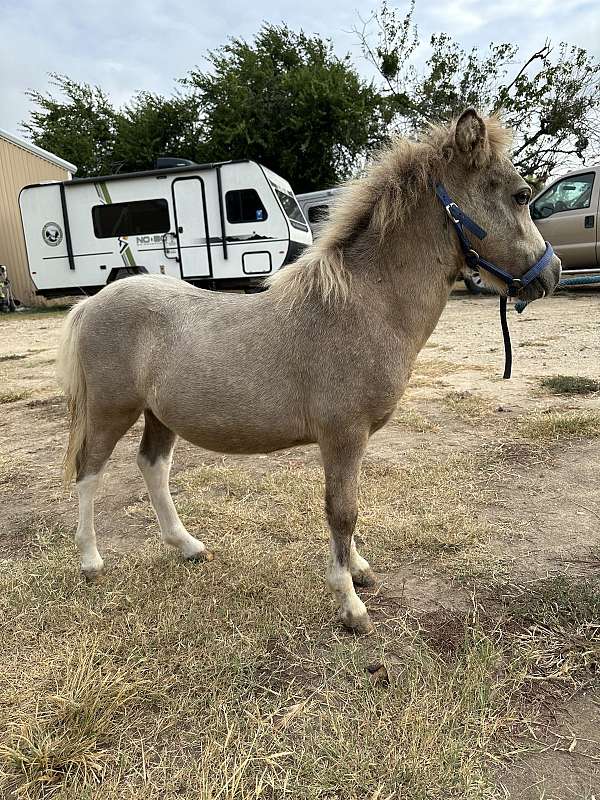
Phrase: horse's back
[
  {"left": 73, "top": 276, "right": 311, "bottom": 450},
  {"left": 74, "top": 276, "right": 232, "bottom": 403}
]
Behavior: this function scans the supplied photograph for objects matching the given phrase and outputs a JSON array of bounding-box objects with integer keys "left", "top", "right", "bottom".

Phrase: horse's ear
[{"left": 454, "top": 108, "right": 490, "bottom": 168}]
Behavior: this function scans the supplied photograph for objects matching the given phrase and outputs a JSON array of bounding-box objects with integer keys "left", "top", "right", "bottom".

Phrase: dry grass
[
  {"left": 443, "top": 391, "right": 494, "bottom": 421},
  {"left": 176, "top": 458, "right": 487, "bottom": 565},
  {"left": 0, "top": 567, "right": 516, "bottom": 799},
  {"left": 518, "top": 410, "right": 600, "bottom": 441},
  {"left": 3, "top": 458, "right": 593, "bottom": 799},
  {"left": 3, "top": 525, "right": 596, "bottom": 800},
  {"left": 0, "top": 453, "right": 42, "bottom": 494},
  {"left": 539, "top": 375, "right": 600, "bottom": 395},
  {"left": 0, "top": 454, "right": 21, "bottom": 486},
  {"left": 0, "top": 640, "right": 155, "bottom": 797},
  {"left": 413, "top": 358, "right": 465, "bottom": 378},
  {"left": 0, "top": 456, "right": 504, "bottom": 799},
  {"left": 391, "top": 407, "right": 438, "bottom": 432},
  {"left": 497, "top": 577, "right": 600, "bottom": 692}
]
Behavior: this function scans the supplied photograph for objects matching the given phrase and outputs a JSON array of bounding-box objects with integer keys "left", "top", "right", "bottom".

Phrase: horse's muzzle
[{"left": 516, "top": 253, "right": 562, "bottom": 303}]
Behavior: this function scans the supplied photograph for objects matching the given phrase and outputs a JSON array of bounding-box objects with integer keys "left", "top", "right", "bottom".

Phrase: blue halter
[
  {"left": 435, "top": 183, "right": 555, "bottom": 378},
  {"left": 435, "top": 184, "right": 554, "bottom": 296}
]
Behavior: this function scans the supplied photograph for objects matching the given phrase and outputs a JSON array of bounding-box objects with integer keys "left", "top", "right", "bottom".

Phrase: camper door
[{"left": 172, "top": 177, "right": 211, "bottom": 278}]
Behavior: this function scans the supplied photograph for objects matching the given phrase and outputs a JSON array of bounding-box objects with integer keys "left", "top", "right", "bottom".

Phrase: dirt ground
[{"left": 1, "top": 286, "right": 599, "bottom": 798}]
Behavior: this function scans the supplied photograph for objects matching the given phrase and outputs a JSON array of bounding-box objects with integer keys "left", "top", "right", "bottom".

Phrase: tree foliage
[
  {"left": 112, "top": 92, "right": 203, "bottom": 173},
  {"left": 23, "top": 27, "right": 387, "bottom": 189},
  {"left": 356, "top": 1, "right": 600, "bottom": 181},
  {"left": 23, "top": 74, "right": 118, "bottom": 175},
  {"left": 184, "top": 24, "right": 387, "bottom": 191},
  {"left": 22, "top": 11, "right": 600, "bottom": 187}
]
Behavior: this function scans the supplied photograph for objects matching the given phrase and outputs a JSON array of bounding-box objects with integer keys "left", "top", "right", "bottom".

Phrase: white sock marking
[{"left": 138, "top": 453, "right": 208, "bottom": 558}]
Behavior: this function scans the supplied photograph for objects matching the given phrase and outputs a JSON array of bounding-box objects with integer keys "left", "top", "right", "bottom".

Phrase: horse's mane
[{"left": 267, "top": 115, "right": 512, "bottom": 306}]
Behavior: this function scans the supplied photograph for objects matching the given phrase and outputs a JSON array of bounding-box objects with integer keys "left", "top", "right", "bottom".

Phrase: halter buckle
[
  {"left": 465, "top": 248, "right": 480, "bottom": 268},
  {"left": 507, "top": 277, "right": 523, "bottom": 297},
  {"left": 444, "top": 203, "right": 460, "bottom": 224}
]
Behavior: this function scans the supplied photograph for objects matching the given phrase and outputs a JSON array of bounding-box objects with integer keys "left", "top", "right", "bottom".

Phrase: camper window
[
  {"left": 92, "top": 199, "right": 170, "bottom": 239},
  {"left": 271, "top": 186, "right": 308, "bottom": 232},
  {"left": 225, "top": 190, "right": 268, "bottom": 224}
]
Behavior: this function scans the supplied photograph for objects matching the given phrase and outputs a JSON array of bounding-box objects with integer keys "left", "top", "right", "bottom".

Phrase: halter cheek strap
[{"left": 435, "top": 183, "right": 555, "bottom": 378}]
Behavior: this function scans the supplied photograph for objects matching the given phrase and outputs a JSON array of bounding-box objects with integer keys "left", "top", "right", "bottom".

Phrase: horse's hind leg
[
  {"left": 137, "top": 410, "right": 212, "bottom": 562},
  {"left": 320, "top": 432, "right": 374, "bottom": 634},
  {"left": 349, "top": 536, "right": 377, "bottom": 587},
  {"left": 76, "top": 407, "right": 140, "bottom": 579}
]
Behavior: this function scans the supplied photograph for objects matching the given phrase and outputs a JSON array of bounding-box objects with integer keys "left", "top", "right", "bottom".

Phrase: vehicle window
[
  {"left": 225, "top": 189, "right": 268, "bottom": 224},
  {"left": 271, "top": 184, "right": 309, "bottom": 232},
  {"left": 92, "top": 198, "right": 170, "bottom": 238},
  {"left": 531, "top": 172, "right": 595, "bottom": 220},
  {"left": 308, "top": 204, "right": 330, "bottom": 224}
]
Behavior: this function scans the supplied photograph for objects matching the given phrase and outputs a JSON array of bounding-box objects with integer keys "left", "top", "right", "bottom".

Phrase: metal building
[{"left": 0, "top": 129, "right": 76, "bottom": 306}]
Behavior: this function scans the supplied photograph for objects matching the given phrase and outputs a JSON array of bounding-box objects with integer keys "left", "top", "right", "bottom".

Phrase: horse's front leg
[{"left": 320, "top": 432, "right": 374, "bottom": 634}]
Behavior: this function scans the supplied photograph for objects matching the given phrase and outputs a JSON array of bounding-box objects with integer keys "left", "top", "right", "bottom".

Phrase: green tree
[
  {"left": 112, "top": 91, "right": 203, "bottom": 173},
  {"left": 184, "top": 24, "right": 388, "bottom": 192},
  {"left": 23, "top": 73, "right": 118, "bottom": 176},
  {"left": 356, "top": 1, "right": 600, "bottom": 181}
]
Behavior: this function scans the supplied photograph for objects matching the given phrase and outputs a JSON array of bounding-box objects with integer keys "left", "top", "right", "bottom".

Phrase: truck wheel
[
  {"left": 464, "top": 276, "right": 481, "bottom": 294},
  {"left": 464, "top": 273, "right": 492, "bottom": 294}
]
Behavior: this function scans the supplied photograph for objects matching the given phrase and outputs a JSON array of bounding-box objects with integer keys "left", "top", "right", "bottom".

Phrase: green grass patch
[
  {"left": 0, "top": 353, "right": 27, "bottom": 363},
  {"left": 507, "top": 576, "right": 600, "bottom": 626},
  {"left": 540, "top": 375, "right": 600, "bottom": 395},
  {"left": 0, "top": 389, "right": 31, "bottom": 404},
  {"left": 518, "top": 340, "right": 546, "bottom": 348}
]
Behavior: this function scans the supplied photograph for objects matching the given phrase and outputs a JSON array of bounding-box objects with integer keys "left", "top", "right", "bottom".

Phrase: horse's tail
[{"left": 56, "top": 300, "right": 90, "bottom": 486}]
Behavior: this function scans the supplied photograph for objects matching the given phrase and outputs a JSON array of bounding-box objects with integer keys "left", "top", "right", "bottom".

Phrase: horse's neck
[{"left": 357, "top": 204, "right": 459, "bottom": 367}]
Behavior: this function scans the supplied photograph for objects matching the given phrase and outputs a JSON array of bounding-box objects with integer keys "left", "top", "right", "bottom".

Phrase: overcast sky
[{"left": 1, "top": 0, "right": 598, "bottom": 137}]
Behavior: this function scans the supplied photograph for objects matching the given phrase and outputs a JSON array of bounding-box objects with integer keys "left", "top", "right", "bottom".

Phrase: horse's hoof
[
  {"left": 340, "top": 610, "right": 374, "bottom": 635},
  {"left": 186, "top": 548, "right": 214, "bottom": 563},
  {"left": 82, "top": 567, "right": 104, "bottom": 584},
  {"left": 352, "top": 568, "right": 378, "bottom": 588}
]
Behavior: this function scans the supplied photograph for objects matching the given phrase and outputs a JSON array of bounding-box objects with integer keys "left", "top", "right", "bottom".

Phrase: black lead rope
[{"left": 499, "top": 296, "right": 512, "bottom": 379}]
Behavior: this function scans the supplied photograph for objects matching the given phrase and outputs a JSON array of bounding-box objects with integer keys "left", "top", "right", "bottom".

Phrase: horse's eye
[{"left": 514, "top": 189, "right": 531, "bottom": 206}]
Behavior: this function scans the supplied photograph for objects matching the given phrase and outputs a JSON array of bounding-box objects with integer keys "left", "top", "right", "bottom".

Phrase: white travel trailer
[{"left": 19, "top": 160, "right": 312, "bottom": 298}]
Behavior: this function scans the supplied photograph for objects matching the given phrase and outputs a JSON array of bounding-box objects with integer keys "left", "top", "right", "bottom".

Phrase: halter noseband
[{"left": 435, "top": 183, "right": 555, "bottom": 378}]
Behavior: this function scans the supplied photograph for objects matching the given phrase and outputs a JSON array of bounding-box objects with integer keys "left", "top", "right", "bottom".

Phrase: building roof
[{"left": 0, "top": 128, "right": 77, "bottom": 174}]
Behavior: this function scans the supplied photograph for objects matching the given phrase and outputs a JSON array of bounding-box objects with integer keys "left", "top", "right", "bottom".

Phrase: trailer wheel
[{"left": 243, "top": 285, "right": 266, "bottom": 294}]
